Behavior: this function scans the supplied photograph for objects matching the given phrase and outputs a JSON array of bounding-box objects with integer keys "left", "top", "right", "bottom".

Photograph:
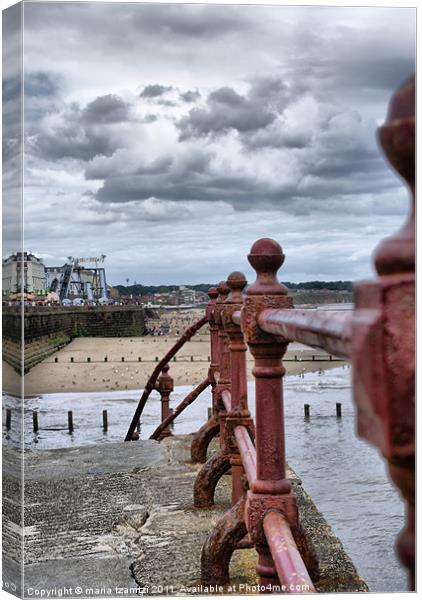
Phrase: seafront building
[
  {"left": 177, "top": 285, "right": 208, "bottom": 305},
  {"left": 2, "top": 252, "right": 108, "bottom": 301},
  {"left": 2, "top": 251, "right": 47, "bottom": 296}
]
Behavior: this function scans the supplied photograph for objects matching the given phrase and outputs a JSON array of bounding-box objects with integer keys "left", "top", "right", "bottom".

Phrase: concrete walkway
[{"left": 3, "top": 436, "right": 367, "bottom": 597}]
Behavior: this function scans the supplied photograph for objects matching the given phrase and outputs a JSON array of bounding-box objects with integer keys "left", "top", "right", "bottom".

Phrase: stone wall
[{"left": 2, "top": 306, "right": 153, "bottom": 372}]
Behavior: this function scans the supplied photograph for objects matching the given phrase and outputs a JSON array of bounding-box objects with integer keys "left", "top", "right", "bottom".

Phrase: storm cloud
[
  {"left": 81, "top": 94, "right": 133, "bottom": 124},
  {"left": 180, "top": 90, "right": 201, "bottom": 103},
  {"left": 140, "top": 84, "right": 173, "bottom": 98},
  {"left": 33, "top": 104, "right": 120, "bottom": 161},
  {"left": 9, "top": 1, "right": 415, "bottom": 284},
  {"left": 177, "top": 85, "right": 277, "bottom": 139},
  {"left": 28, "top": 91, "right": 137, "bottom": 161}
]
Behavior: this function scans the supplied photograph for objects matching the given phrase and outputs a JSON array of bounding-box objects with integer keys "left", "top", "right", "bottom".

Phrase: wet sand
[{"left": 3, "top": 334, "right": 344, "bottom": 396}]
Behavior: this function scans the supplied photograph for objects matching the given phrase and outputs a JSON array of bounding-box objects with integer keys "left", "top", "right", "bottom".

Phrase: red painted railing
[
  {"left": 196, "top": 258, "right": 318, "bottom": 593},
  {"left": 125, "top": 78, "right": 414, "bottom": 592},
  {"left": 124, "top": 315, "right": 209, "bottom": 441},
  {"left": 201, "top": 78, "right": 414, "bottom": 591}
]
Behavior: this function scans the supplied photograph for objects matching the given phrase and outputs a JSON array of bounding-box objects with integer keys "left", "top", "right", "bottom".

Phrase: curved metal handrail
[
  {"left": 149, "top": 377, "right": 210, "bottom": 440},
  {"left": 124, "top": 315, "right": 208, "bottom": 441}
]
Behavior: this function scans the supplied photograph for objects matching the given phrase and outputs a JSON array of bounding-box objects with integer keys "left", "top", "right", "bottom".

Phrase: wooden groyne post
[
  {"left": 68, "top": 411, "right": 74, "bottom": 434},
  {"left": 6, "top": 409, "right": 11, "bottom": 430},
  {"left": 102, "top": 410, "right": 108, "bottom": 432}
]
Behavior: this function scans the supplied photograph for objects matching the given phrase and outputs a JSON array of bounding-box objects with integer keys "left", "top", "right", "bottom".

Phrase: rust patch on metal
[
  {"left": 193, "top": 448, "right": 231, "bottom": 508},
  {"left": 352, "top": 78, "right": 415, "bottom": 590},
  {"left": 201, "top": 496, "right": 248, "bottom": 586},
  {"left": 190, "top": 416, "right": 220, "bottom": 464}
]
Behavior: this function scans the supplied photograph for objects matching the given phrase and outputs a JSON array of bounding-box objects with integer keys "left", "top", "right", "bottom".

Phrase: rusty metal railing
[
  {"left": 149, "top": 377, "right": 210, "bottom": 441},
  {"left": 258, "top": 308, "right": 352, "bottom": 359},
  {"left": 194, "top": 267, "right": 318, "bottom": 592},
  {"left": 124, "top": 79, "right": 414, "bottom": 592},
  {"left": 124, "top": 315, "right": 209, "bottom": 441},
  {"left": 192, "top": 78, "right": 415, "bottom": 592}
]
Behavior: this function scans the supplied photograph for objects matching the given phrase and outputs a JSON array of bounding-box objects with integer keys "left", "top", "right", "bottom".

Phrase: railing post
[
  {"left": 206, "top": 287, "right": 219, "bottom": 415},
  {"left": 241, "top": 238, "right": 297, "bottom": 591},
  {"left": 352, "top": 78, "right": 415, "bottom": 589},
  {"left": 222, "top": 272, "right": 254, "bottom": 506},
  {"left": 156, "top": 364, "right": 174, "bottom": 440},
  {"left": 190, "top": 291, "right": 220, "bottom": 463},
  {"left": 214, "top": 281, "right": 231, "bottom": 447}
]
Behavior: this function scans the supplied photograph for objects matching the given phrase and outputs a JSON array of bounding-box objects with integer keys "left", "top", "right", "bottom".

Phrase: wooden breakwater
[{"left": 2, "top": 305, "right": 155, "bottom": 373}]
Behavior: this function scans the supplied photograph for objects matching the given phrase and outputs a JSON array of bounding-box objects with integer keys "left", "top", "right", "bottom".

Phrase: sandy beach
[{"left": 3, "top": 332, "right": 344, "bottom": 396}]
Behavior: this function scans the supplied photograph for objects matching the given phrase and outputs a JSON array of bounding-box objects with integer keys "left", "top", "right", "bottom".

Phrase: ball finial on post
[
  {"left": 208, "top": 287, "right": 218, "bottom": 300},
  {"left": 226, "top": 271, "right": 247, "bottom": 304},
  {"left": 206, "top": 287, "right": 219, "bottom": 322},
  {"left": 217, "top": 280, "right": 230, "bottom": 302},
  {"left": 247, "top": 238, "right": 288, "bottom": 295},
  {"left": 374, "top": 78, "right": 415, "bottom": 276}
]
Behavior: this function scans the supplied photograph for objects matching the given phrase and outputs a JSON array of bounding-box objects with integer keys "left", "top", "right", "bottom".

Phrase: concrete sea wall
[{"left": 2, "top": 436, "right": 368, "bottom": 597}]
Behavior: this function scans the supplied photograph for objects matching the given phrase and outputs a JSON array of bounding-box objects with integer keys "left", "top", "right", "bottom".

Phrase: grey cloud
[
  {"left": 142, "top": 114, "right": 158, "bottom": 123},
  {"left": 157, "top": 99, "right": 177, "bottom": 107},
  {"left": 140, "top": 84, "right": 173, "bottom": 98},
  {"left": 85, "top": 154, "right": 173, "bottom": 181},
  {"left": 247, "top": 76, "right": 290, "bottom": 105},
  {"left": 131, "top": 5, "right": 248, "bottom": 39},
  {"left": 27, "top": 75, "right": 404, "bottom": 217},
  {"left": 302, "top": 111, "right": 388, "bottom": 182},
  {"left": 282, "top": 39, "right": 414, "bottom": 103},
  {"left": 86, "top": 80, "right": 401, "bottom": 212},
  {"left": 307, "top": 154, "right": 382, "bottom": 180},
  {"left": 136, "top": 155, "right": 173, "bottom": 175},
  {"left": 92, "top": 145, "right": 397, "bottom": 218},
  {"left": 24, "top": 71, "right": 60, "bottom": 98},
  {"left": 336, "top": 57, "right": 414, "bottom": 92},
  {"left": 33, "top": 104, "right": 118, "bottom": 161},
  {"left": 2, "top": 76, "right": 22, "bottom": 157},
  {"left": 177, "top": 85, "right": 276, "bottom": 140},
  {"left": 246, "top": 129, "right": 310, "bottom": 150},
  {"left": 210, "top": 88, "right": 242, "bottom": 105},
  {"left": 81, "top": 94, "right": 132, "bottom": 124},
  {"left": 35, "top": 129, "right": 116, "bottom": 162},
  {"left": 23, "top": 72, "right": 63, "bottom": 130},
  {"left": 23, "top": 1, "right": 274, "bottom": 48},
  {"left": 19, "top": 2, "right": 415, "bottom": 284},
  {"left": 177, "top": 77, "right": 294, "bottom": 142},
  {"left": 180, "top": 90, "right": 201, "bottom": 103},
  {"left": 94, "top": 171, "right": 294, "bottom": 206},
  {"left": 93, "top": 143, "right": 297, "bottom": 206},
  {"left": 3, "top": 75, "right": 22, "bottom": 105},
  {"left": 2, "top": 3, "right": 23, "bottom": 258},
  {"left": 77, "top": 197, "right": 233, "bottom": 229},
  {"left": 30, "top": 93, "right": 134, "bottom": 161}
]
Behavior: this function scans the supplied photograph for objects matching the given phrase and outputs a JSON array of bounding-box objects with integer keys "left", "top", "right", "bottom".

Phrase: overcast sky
[{"left": 3, "top": 1, "right": 416, "bottom": 286}]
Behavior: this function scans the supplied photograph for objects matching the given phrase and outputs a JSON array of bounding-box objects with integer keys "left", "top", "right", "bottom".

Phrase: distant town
[{"left": 2, "top": 251, "right": 353, "bottom": 307}]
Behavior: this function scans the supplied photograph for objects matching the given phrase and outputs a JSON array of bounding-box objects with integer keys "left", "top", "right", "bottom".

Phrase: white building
[
  {"left": 2, "top": 252, "right": 47, "bottom": 295},
  {"left": 176, "top": 286, "right": 207, "bottom": 305}
]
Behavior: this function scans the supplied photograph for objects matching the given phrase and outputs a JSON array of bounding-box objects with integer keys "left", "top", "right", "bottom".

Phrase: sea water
[{"left": 3, "top": 365, "right": 407, "bottom": 592}]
